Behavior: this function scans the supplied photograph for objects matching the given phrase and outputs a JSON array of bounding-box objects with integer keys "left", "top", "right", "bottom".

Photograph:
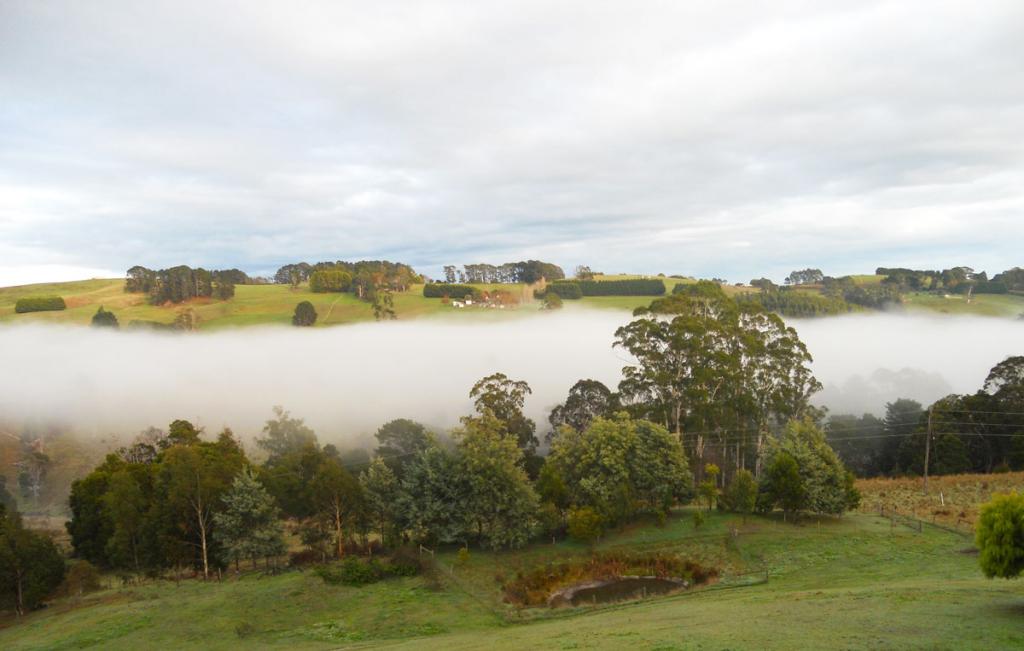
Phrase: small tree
[
  {"left": 214, "top": 469, "right": 287, "bottom": 571},
  {"left": 725, "top": 469, "right": 757, "bottom": 523},
  {"left": 0, "top": 505, "right": 66, "bottom": 615},
  {"left": 699, "top": 463, "right": 720, "bottom": 511},
  {"left": 91, "top": 306, "right": 119, "bottom": 328},
  {"left": 293, "top": 301, "right": 317, "bottom": 327},
  {"left": 976, "top": 492, "right": 1024, "bottom": 579},
  {"left": 359, "top": 458, "right": 399, "bottom": 547},
  {"left": 760, "top": 453, "right": 805, "bottom": 522},
  {"left": 567, "top": 506, "right": 603, "bottom": 546}
]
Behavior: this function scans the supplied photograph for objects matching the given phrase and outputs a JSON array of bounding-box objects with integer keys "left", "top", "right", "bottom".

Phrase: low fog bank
[
  {"left": 0, "top": 311, "right": 1019, "bottom": 446},
  {"left": 0, "top": 310, "right": 631, "bottom": 444},
  {"left": 793, "top": 313, "right": 1022, "bottom": 415}
]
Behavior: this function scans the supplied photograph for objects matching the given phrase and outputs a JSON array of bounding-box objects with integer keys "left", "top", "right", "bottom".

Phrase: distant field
[
  {"left": 903, "top": 291, "right": 1024, "bottom": 318},
  {"left": 1, "top": 510, "right": 1019, "bottom": 649},
  {"left": 856, "top": 471, "right": 1024, "bottom": 531},
  {"left": 2, "top": 276, "right": 1023, "bottom": 329},
  {"left": 0, "top": 280, "right": 508, "bottom": 330}
]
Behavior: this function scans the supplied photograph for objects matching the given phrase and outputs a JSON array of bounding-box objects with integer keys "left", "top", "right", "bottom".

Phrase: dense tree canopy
[{"left": 616, "top": 285, "right": 819, "bottom": 479}]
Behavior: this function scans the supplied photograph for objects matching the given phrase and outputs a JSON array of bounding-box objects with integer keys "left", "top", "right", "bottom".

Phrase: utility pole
[{"left": 923, "top": 406, "right": 933, "bottom": 492}]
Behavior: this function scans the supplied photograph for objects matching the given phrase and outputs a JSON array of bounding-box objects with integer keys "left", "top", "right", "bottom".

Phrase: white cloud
[{"left": 1, "top": 0, "right": 1022, "bottom": 282}]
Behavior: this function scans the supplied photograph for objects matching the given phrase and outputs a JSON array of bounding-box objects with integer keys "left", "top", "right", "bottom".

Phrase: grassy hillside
[
  {"left": 0, "top": 280, "right": 469, "bottom": 330},
  {"left": 1, "top": 509, "right": 1020, "bottom": 649},
  {"left": 2, "top": 275, "right": 1023, "bottom": 328}
]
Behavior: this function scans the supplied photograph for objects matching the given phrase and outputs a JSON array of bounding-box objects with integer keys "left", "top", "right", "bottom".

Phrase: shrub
[
  {"left": 57, "top": 560, "right": 102, "bottom": 597},
  {"left": 14, "top": 296, "right": 66, "bottom": 313},
  {"left": 91, "top": 306, "right": 119, "bottom": 328},
  {"left": 567, "top": 506, "right": 603, "bottom": 544},
  {"left": 309, "top": 269, "right": 352, "bottom": 293},
  {"left": 541, "top": 292, "right": 563, "bottom": 310},
  {"left": 692, "top": 510, "right": 706, "bottom": 529},
  {"left": 313, "top": 553, "right": 422, "bottom": 586},
  {"left": 293, "top": 301, "right": 318, "bottom": 326},
  {"left": 976, "top": 492, "right": 1024, "bottom": 578},
  {"left": 423, "top": 283, "right": 479, "bottom": 299},
  {"left": 544, "top": 282, "right": 583, "bottom": 299},
  {"left": 576, "top": 279, "right": 665, "bottom": 296}
]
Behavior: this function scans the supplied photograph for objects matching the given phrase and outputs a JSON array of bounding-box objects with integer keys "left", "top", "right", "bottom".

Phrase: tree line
[
  {"left": 441, "top": 261, "right": 565, "bottom": 284},
  {"left": 126, "top": 265, "right": 249, "bottom": 304},
  {"left": 827, "top": 356, "right": 1024, "bottom": 478}
]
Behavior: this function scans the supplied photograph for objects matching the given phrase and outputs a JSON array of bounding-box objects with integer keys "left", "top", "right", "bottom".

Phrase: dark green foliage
[
  {"left": 0, "top": 476, "right": 16, "bottom": 513},
  {"left": 965, "top": 281, "right": 1009, "bottom": 294},
  {"left": 976, "top": 492, "right": 1024, "bottom": 578},
  {"left": 821, "top": 276, "right": 903, "bottom": 308},
  {"left": 292, "top": 301, "right": 317, "bottom": 326},
  {"left": 827, "top": 413, "right": 887, "bottom": 477},
  {"left": 470, "top": 373, "right": 538, "bottom": 455},
  {"left": 91, "top": 306, "right": 119, "bottom": 328},
  {"left": 785, "top": 269, "right": 824, "bottom": 285},
  {"left": 309, "top": 269, "right": 352, "bottom": 293},
  {"left": 313, "top": 553, "right": 422, "bottom": 586},
  {"left": 722, "top": 469, "right": 757, "bottom": 520},
  {"left": 67, "top": 466, "right": 117, "bottom": 567},
  {"left": 993, "top": 267, "right": 1024, "bottom": 292},
  {"left": 167, "top": 419, "right": 201, "bottom": 446},
  {"left": 126, "top": 265, "right": 240, "bottom": 304},
  {"left": 423, "top": 283, "right": 479, "bottom": 299},
  {"left": 455, "top": 261, "right": 564, "bottom": 284},
  {"left": 275, "top": 261, "right": 418, "bottom": 301},
  {"left": 759, "top": 452, "right": 805, "bottom": 520},
  {"left": 577, "top": 279, "right": 665, "bottom": 296},
  {"left": 14, "top": 296, "right": 66, "bottom": 313},
  {"left": 548, "top": 379, "right": 620, "bottom": 437},
  {"left": 374, "top": 419, "right": 433, "bottom": 478},
  {"left": 0, "top": 505, "right": 66, "bottom": 615},
  {"left": 737, "top": 289, "right": 852, "bottom": 317},
  {"left": 543, "top": 282, "right": 583, "bottom": 299}
]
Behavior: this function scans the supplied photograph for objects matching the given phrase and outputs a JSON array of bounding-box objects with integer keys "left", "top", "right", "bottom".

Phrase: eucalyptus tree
[{"left": 614, "top": 286, "right": 818, "bottom": 480}]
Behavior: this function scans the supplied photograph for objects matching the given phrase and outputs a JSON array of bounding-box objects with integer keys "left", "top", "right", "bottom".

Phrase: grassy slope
[
  {"left": 3, "top": 276, "right": 1024, "bottom": 328},
  {"left": 0, "top": 281, "right": 462, "bottom": 330},
  {"left": 2, "top": 510, "right": 1021, "bottom": 650}
]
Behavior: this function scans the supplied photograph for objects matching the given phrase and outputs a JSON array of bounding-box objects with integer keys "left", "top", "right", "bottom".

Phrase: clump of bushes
[
  {"left": 543, "top": 279, "right": 666, "bottom": 297},
  {"left": 313, "top": 549, "right": 423, "bottom": 586},
  {"left": 542, "top": 282, "right": 583, "bottom": 299},
  {"left": 56, "top": 560, "right": 102, "bottom": 597},
  {"left": 423, "top": 283, "right": 479, "bottom": 299},
  {"left": 14, "top": 296, "right": 66, "bottom": 313},
  {"left": 581, "top": 279, "right": 665, "bottom": 296}
]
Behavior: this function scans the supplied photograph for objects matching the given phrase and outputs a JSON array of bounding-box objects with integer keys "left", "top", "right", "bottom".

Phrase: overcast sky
[{"left": 1, "top": 0, "right": 1022, "bottom": 286}]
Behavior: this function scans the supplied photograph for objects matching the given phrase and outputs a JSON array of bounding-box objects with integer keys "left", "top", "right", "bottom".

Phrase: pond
[{"left": 550, "top": 576, "right": 687, "bottom": 607}]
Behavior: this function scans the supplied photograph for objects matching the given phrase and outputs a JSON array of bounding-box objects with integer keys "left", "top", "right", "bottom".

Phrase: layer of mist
[{"left": 0, "top": 310, "right": 1019, "bottom": 446}]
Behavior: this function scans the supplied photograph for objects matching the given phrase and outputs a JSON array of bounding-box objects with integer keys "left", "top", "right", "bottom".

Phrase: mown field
[{"left": 1, "top": 508, "right": 1020, "bottom": 650}]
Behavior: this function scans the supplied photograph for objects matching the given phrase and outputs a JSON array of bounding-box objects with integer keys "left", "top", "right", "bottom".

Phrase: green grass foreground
[{"left": 1, "top": 510, "right": 1020, "bottom": 650}]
